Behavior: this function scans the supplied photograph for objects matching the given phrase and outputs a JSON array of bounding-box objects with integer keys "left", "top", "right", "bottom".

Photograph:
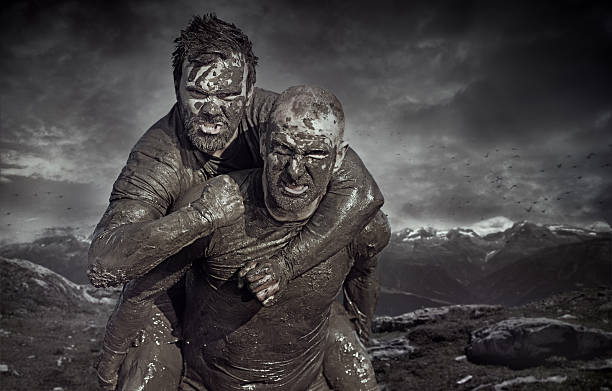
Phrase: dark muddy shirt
[{"left": 181, "top": 170, "right": 355, "bottom": 390}]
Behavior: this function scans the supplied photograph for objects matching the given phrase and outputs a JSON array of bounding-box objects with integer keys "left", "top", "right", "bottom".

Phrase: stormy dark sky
[{"left": 1, "top": 0, "right": 611, "bottom": 242}]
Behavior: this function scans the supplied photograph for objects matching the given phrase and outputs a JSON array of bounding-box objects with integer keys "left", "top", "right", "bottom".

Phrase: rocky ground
[
  {"left": 371, "top": 287, "right": 612, "bottom": 390},
  {"left": 1, "top": 256, "right": 611, "bottom": 390}
]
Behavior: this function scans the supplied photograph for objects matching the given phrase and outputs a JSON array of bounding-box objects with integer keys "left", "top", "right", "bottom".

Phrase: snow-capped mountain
[{"left": 378, "top": 220, "right": 611, "bottom": 315}]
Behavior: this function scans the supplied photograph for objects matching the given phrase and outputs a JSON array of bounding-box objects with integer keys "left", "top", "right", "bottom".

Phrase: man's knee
[{"left": 117, "top": 342, "right": 182, "bottom": 391}]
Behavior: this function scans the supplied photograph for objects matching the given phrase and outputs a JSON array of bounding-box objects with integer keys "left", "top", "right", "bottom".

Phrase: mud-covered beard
[{"left": 184, "top": 114, "right": 235, "bottom": 155}]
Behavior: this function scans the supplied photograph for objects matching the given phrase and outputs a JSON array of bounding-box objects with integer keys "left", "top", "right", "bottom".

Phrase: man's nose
[
  {"left": 198, "top": 98, "right": 223, "bottom": 116},
  {"left": 286, "top": 156, "right": 305, "bottom": 182}
]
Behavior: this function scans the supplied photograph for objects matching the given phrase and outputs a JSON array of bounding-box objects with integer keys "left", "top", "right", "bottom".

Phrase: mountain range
[
  {"left": 378, "top": 220, "right": 611, "bottom": 315},
  {"left": 0, "top": 219, "right": 609, "bottom": 316}
]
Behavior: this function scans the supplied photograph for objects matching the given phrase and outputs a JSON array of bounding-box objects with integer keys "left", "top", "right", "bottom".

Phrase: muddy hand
[
  {"left": 191, "top": 175, "right": 244, "bottom": 229},
  {"left": 95, "top": 346, "right": 127, "bottom": 391},
  {"left": 238, "top": 259, "right": 290, "bottom": 306}
]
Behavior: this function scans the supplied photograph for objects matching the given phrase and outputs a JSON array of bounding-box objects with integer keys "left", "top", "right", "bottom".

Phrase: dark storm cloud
[
  {"left": 0, "top": 175, "right": 107, "bottom": 243},
  {"left": 1, "top": 0, "right": 181, "bottom": 182},
  {"left": 1, "top": 0, "right": 610, "bottom": 238}
]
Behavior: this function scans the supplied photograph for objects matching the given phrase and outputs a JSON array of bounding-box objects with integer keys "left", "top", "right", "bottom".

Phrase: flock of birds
[
  {"left": 414, "top": 142, "right": 611, "bottom": 220},
  {"left": 4, "top": 192, "right": 72, "bottom": 227}
]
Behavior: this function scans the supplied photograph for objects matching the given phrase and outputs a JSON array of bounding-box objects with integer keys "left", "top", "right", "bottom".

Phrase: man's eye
[
  {"left": 216, "top": 92, "right": 242, "bottom": 100},
  {"left": 274, "top": 147, "right": 292, "bottom": 155},
  {"left": 188, "top": 89, "right": 207, "bottom": 99}
]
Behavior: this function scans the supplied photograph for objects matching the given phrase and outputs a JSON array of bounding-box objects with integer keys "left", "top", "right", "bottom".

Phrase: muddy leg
[{"left": 323, "top": 302, "right": 378, "bottom": 391}]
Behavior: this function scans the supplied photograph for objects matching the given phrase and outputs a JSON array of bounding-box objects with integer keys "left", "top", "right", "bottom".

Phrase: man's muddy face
[
  {"left": 262, "top": 127, "right": 337, "bottom": 222},
  {"left": 178, "top": 53, "right": 250, "bottom": 154}
]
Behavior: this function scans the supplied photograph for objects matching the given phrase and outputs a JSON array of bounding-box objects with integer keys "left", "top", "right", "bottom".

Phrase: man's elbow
[
  {"left": 369, "top": 184, "right": 384, "bottom": 211},
  {"left": 87, "top": 238, "right": 127, "bottom": 288},
  {"left": 358, "top": 178, "right": 384, "bottom": 217}
]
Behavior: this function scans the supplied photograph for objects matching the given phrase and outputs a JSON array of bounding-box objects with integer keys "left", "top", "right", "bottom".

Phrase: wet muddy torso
[{"left": 181, "top": 170, "right": 353, "bottom": 390}]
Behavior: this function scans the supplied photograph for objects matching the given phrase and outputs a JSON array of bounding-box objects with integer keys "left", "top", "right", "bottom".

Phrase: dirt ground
[{"left": 1, "top": 287, "right": 611, "bottom": 390}]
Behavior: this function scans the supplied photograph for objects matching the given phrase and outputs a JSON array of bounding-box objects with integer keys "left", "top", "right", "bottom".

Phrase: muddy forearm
[
  {"left": 88, "top": 202, "right": 213, "bottom": 288},
  {"left": 343, "top": 257, "right": 379, "bottom": 344},
  {"left": 344, "top": 211, "right": 391, "bottom": 343},
  {"left": 102, "top": 253, "right": 193, "bottom": 351},
  {"left": 280, "top": 148, "right": 383, "bottom": 278}
]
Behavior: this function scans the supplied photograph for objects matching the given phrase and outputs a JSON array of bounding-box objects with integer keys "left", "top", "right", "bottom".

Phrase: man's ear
[
  {"left": 333, "top": 141, "right": 349, "bottom": 172},
  {"left": 246, "top": 84, "right": 255, "bottom": 105}
]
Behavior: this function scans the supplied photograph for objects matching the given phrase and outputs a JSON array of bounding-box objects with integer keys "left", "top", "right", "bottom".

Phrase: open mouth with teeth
[
  {"left": 283, "top": 183, "right": 309, "bottom": 195},
  {"left": 198, "top": 122, "right": 225, "bottom": 135}
]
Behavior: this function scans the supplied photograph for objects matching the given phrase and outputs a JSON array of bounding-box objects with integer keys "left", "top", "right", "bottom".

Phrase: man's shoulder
[
  {"left": 228, "top": 168, "right": 261, "bottom": 198},
  {"left": 246, "top": 88, "right": 279, "bottom": 127},
  {"left": 133, "top": 106, "right": 182, "bottom": 157}
]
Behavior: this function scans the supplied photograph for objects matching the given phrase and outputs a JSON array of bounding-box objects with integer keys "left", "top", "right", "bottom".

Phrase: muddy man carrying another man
[{"left": 88, "top": 15, "right": 390, "bottom": 391}]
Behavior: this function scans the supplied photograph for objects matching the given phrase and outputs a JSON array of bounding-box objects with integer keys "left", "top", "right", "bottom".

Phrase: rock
[
  {"left": 472, "top": 375, "right": 568, "bottom": 391},
  {"left": 373, "top": 304, "right": 502, "bottom": 333},
  {"left": 368, "top": 336, "right": 416, "bottom": 360},
  {"left": 466, "top": 317, "right": 612, "bottom": 368},
  {"left": 579, "top": 358, "right": 612, "bottom": 371},
  {"left": 0, "top": 364, "right": 8, "bottom": 372}
]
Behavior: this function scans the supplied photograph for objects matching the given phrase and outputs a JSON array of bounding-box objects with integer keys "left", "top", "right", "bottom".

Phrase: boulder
[
  {"left": 373, "top": 304, "right": 502, "bottom": 333},
  {"left": 466, "top": 317, "right": 612, "bottom": 368},
  {"left": 368, "top": 336, "right": 416, "bottom": 360}
]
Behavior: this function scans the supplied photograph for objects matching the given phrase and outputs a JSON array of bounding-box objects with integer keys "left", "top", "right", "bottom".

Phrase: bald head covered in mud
[
  {"left": 179, "top": 87, "right": 385, "bottom": 390},
  {"left": 262, "top": 85, "right": 347, "bottom": 222}
]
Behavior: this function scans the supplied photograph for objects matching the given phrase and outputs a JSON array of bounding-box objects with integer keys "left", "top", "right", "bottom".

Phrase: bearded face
[{"left": 178, "top": 52, "right": 250, "bottom": 154}]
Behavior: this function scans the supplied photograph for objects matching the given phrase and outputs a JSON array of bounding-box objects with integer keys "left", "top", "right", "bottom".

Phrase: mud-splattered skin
[
  {"left": 179, "top": 53, "right": 251, "bottom": 155},
  {"left": 262, "top": 130, "right": 336, "bottom": 222},
  {"left": 261, "top": 87, "right": 347, "bottom": 221}
]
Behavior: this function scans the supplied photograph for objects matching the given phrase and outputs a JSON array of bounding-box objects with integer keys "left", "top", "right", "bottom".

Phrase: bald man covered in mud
[{"left": 97, "top": 86, "right": 390, "bottom": 390}]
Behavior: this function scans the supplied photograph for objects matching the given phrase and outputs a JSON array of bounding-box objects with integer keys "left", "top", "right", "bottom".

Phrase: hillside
[
  {"left": 0, "top": 234, "right": 90, "bottom": 284},
  {"left": 1, "top": 258, "right": 610, "bottom": 390},
  {"left": 0, "top": 256, "right": 119, "bottom": 391}
]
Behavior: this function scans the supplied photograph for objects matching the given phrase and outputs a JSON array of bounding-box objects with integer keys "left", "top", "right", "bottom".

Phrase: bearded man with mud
[
  {"left": 88, "top": 15, "right": 384, "bottom": 390},
  {"left": 99, "top": 86, "right": 390, "bottom": 390}
]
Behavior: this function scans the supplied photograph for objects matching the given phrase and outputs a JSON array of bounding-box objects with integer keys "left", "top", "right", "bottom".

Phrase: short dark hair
[{"left": 172, "top": 14, "right": 258, "bottom": 94}]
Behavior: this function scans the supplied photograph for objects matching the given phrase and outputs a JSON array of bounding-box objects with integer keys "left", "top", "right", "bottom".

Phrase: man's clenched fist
[
  {"left": 238, "top": 257, "right": 292, "bottom": 306},
  {"left": 191, "top": 175, "right": 244, "bottom": 229}
]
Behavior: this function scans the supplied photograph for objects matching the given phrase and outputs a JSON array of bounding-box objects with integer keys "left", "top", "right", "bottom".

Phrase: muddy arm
[
  {"left": 280, "top": 148, "right": 384, "bottom": 278},
  {"left": 344, "top": 211, "right": 391, "bottom": 344},
  {"left": 96, "top": 240, "right": 204, "bottom": 389},
  {"left": 88, "top": 199, "right": 216, "bottom": 288}
]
